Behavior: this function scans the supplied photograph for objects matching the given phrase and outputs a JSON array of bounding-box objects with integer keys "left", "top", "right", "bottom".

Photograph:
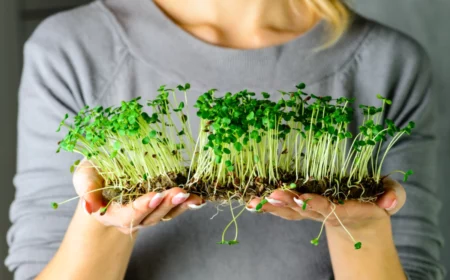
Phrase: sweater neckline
[
  {"left": 99, "top": 0, "right": 373, "bottom": 89},
  {"left": 145, "top": 0, "right": 328, "bottom": 53}
]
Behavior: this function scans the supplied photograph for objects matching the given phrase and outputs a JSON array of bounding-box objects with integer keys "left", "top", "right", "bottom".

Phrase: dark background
[{"left": 0, "top": 0, "right": 448, "bottom": 279}]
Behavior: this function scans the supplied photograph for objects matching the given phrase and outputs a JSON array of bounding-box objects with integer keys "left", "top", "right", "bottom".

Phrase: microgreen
[
  {"left": 302, "top": 198, "right": 312, "bottom": 211},
  {"left": 55, "top": 82, "right": 416, "bottom": 250},
  {"left": 256, "top": 199, "right": 268, "bottom": 211}
]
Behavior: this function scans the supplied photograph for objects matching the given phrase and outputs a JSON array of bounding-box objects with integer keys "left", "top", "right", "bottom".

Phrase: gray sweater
[{"left": 5, "top": 0, "right": 445, "bottom": 279}]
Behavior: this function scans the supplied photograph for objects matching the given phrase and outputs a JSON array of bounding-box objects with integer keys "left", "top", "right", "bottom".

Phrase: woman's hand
[
  {"left": 246, "top": 178, "right": 406, "bottom": 230},
  {"left": 74, "top": 159, "right": 206, "bottom": 234}
]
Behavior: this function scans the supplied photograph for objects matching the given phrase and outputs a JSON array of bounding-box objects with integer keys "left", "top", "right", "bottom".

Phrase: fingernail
[
  {"left": 172, "top": 193, "right": 190, "bottom": 205},
  {"left": 294, "top": 197, "right": 304, "bottom": 207},
  {"left": 149, "top": 193, "right": 166, "bottom": 208},
  {"left": 82, "top": 199, "right": 92, "bottom": 215},
  {"left": 386, "top": 199, "right": 398, "bottom": 211},
  {"left": 266, "top": 197, "right": 285, "bottom": 207},
  {"left": 188, "top": 201, "right": 207, "bottom": 210},
  {"left": 245, "top": 206, "right": 258, "bottom": 213}
]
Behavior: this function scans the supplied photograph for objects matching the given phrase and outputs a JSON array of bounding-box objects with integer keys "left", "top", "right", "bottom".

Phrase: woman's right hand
[{"left": 73, "top": 159, "right": 206, "bottom": 234}]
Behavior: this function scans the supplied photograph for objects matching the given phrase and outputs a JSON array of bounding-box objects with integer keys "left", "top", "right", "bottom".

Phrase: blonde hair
[{"left": 304, "top": 0, "right": 352, "bottom": 48}]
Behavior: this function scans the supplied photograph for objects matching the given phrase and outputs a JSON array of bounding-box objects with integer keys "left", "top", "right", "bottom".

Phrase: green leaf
[
  {"left": 217, "top": 240, "right": 239, "bottom": 245},
  {"left": 70, "top": 165, "right": 75, "bottom": 173},
  {"left": 376, "top": 94, "right": 384, "bottom": 100},
  {"left": 256, "top": 199, "right": 268, "bottom": 211},
  {"left": 222, "top": 117, "right": 231, "bottom": 125},
  {"left": 246, "top": 111, "right": 255, "bottom": 121},
  {"left": 225, "top": 160, "right": 232, "bottom": 167},
  {"left": 178, "top": 130, "right": 185, "bottom": 136},
  {"left": 114, "top": 141, "right": 121, "bottom": 150},
  {"left": 223, "top": 148, "right": 231, "bottom": 154},
  {"left": 51, "top": 202, "right": 59, "bottom": 210},
  {"left": 74, "top": 159, "right": 81, "bottom": 166},
  {"left": 110, "top": 150, "right": 118, "bottom": 158},
  {"left": 215, "top": 155, "right": 222, "bottom": 164},
  {"left": 354, "top": 242, "right": 362, "bottom": 250},
  {"left": 128, "top": 115, "right": 136, "bottom": 124},
  {"left": 310, "top": 238, "right": 319, "bottom": 246},
  {"left": 149, "top": 130, "right": 157, "bottom": 138},
  {"left": 250, "top": 130, "right": 259, "bottom": 139},
  {"left": 296, "top": 83, "right": 306, "bottom": 90},
  {"left": 100, "top": 207, "right": 108, "bottom": 215},
  {"left": 385, "top": 99, "right": 392, "bottom": 105},
  {"left": 234, "top": 142, "right": 243, "bottom": 152},
  {"left": 262, "top": 92, "right": 270, "bottom": 99},
  {"left": 302, "top": 198, "right": 312, "bottom": 211},
  {"left": 403, "top": 169, "right": 414, "bottom": 182},
  {"left": 227, "top": 166, "right": 235, "bottom": 172},
  {"left": 142, "top": 137, "right": 150, "bottom": 144},
  {"left": 185, "top": 83, "right": 191, "bottom": 90},
  {"left": 338, "top": 200, "right": 344, "bottom": 205},
  {"left": 289, "top": 183, "right": 297, "bottom": 189}
]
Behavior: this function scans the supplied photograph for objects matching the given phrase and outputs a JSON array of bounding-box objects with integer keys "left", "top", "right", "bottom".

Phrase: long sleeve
[
  {"left": 4, "top": 4, "right": 127, "bottom": 278},
  {"left": 376, "top": 40, "right": 446, "bottom": 279},
  {"left": 6, "top": 17, "right": 92, "bottom": 280}
]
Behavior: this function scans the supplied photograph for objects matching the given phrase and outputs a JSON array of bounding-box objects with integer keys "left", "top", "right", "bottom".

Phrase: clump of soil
[{"left": 102, "top": 171, "right": 384, "bottom": 204}]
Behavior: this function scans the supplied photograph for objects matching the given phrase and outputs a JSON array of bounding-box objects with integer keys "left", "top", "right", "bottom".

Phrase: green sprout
[
  {"left": 302, "top": 198, "right": 312, "bottom": 211},
  {"left": 54, "top": 82, "right": 416, "bottom": 250},
  {"left": 256, "top": 199, "right": 268, "bottom": 211}
]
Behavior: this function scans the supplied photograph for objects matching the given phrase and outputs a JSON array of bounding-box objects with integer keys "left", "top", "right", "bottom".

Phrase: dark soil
[{"left": 102, "top": 171, "right": 384, "bottom": 204}]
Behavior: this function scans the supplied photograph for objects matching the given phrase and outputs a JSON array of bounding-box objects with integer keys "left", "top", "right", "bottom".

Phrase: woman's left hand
[{"left": 247, "top": 178, "right": 406, "bottom": 230}]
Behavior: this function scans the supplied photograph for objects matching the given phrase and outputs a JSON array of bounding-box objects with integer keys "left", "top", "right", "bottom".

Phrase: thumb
[
  {"left": 376, "top": 177, "right": 407, "bottom": 216},
  {"left": 73, "top": 158, "right": 105, "bottom": 213}
]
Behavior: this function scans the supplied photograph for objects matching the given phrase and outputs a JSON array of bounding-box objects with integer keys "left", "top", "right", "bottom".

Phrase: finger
[
  {"left": 94, "top": 192, "right": 163, "bottom": 227},
  {"left": 268, "top": 190, "right": 301, "bottom": 210},
  {"left": 164, "top": 195, "right": 205, "bottom": 219},
  {"left": 73, "top": 159, "right": 104, "bottom": 212},
  {"left": 247, "top": 197, "right": 303, "bottom": 220},
  {"left": 140, "top": 188, "right": 190, "bottom": 226},
  {"left": 295, "top": 194, "right": 331, "bottom": 216},
  {"left": 376, "top": 178, "right": 406, "bottom": 215}
]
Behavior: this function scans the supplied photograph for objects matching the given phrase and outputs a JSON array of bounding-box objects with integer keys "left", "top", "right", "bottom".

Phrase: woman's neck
[{"left": 153, "top": 0, "right": 319, "bottom": 49}]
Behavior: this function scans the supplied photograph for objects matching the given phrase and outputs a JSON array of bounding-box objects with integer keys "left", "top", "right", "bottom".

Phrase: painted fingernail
[
  {"left": 266, "top": 197, "right": 285, "bottom": 207},
  {"left": 386, "top": 199, "right": 398, "bottom": 211},
  {"left": 172, "top": 193, "right": 190, "bottom": 205},
  {"left": 82, "top": 199, "right": 92, "bottom": 215},
  {"left": 245, "top": 206, "right": 258, "bottom": 213},
  {"left": 188, "top": 201, "right": 207, "bottom": 210},
  {"left": 149, "top": 193, "right": 166, "bottom": 208},
  {"left": 294, "top": 197, "right": 304, "bottom": 207}
]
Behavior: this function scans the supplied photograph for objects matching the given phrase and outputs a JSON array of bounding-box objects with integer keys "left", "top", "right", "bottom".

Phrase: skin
[
  {"left": 37, "top": 159, "right": 205, "bottom": 280},
  {"left": 247, "top": 178, "right": 407, "bottom": 280},
  {"left": 38, "top": 1, "right": 407, "bottom": 279}
]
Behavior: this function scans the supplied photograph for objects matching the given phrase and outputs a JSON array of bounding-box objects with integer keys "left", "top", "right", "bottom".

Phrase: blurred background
[{"left": 0, "top": 0, "right": 448, "bottom": 279}]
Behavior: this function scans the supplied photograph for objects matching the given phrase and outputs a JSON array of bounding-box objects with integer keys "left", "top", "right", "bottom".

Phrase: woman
[{"left": 6, "top": 0, "right": 444, "bottom": 279}]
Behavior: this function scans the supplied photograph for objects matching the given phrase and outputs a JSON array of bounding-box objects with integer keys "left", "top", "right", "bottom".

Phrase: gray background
[{"left": 0, "top": 0, "right": 448, "bottom": 279}]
